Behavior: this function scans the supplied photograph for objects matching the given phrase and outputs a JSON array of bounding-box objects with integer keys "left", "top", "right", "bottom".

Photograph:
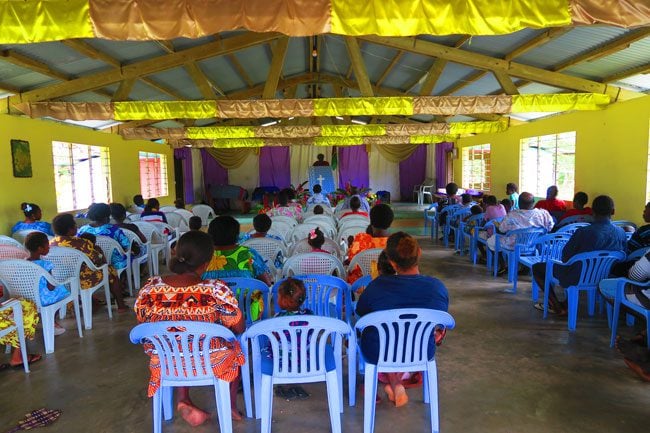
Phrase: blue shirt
[
  {"left": 12, "top": 221, "right": 54, "bottom": 236},
  {"left": 556, "top": 219, "right": 627, "bottom": 287},
  {"left": 356, "top": 274, "right": 449, "bottom": 363}
]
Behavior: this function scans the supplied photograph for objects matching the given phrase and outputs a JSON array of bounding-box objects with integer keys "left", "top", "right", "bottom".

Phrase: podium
[{"left": 308, "top": 166, "right": 336, "bottom": 194}]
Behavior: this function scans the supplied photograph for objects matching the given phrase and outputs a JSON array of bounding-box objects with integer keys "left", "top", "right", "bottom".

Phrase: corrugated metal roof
[
  {"left": 149, "top": 67, "right": 199, "bottom": 99},
  {"left": 563, "top": 38, "right": 650, "bottom": 80},
  {"left": 461, "top": 28, "right": 542, "bottom": 58},
  {"left": 450, "top": 72, "right": 501, "bottom": 96},
  {"left": 231, "top": 44, "right": 272, "bottom": 85},
  {"left": 84, "top": 39, "right": 166, "bottom": 64},
  {"left": 198, "top": 56, "right": 248, "bottom": 93},
  {"left": 614, "top": 73, "right": 650, "bottom": 92}
]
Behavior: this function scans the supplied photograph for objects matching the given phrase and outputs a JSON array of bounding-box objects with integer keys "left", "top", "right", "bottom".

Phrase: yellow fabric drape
[
  {"left": 413, "top": 95, "right": 513, "bottom": 115},
  {"left": 511, "top": 93, "right": 611, "bottom": 112},
  {"left": 330, "top": 0, "right": 572, "bottom": 37},
  {"left": 0, "top": 0, "right": 93, "bottom": 43},
  {"left": 314, "top": 97, "right": 413, "bottom": 116},
  {"left": 372, "top": 143, "right": 421, "bottom": 163},
  {"left": 314, "top": 137, "right": 364, "bottom": 146},
  {"left": 217, "top": 99, "right": 314, "bottom": 118},
  {"left": 205, "top": 147, "right": 256, "bottom": 169},
  {"left": 449, "top": 119, "right": 509, "bottom": 135},
  {"left": 321, "top": 124, "right": 385, "bottom": 137},
  {"left": 411, "top": 135, "right": 458, "bottom": 144},
  {"left": 254, "top": 126, "right": 321, "bottom": 138},
  {"left": 212, "top": 138, "right": 265, "bottom": 148},
  {"left": 114, "top": 101, "right": 216, "bottom": 120},
  {"left": 187, "top": 126, "right": 256, "bottom": 139}
]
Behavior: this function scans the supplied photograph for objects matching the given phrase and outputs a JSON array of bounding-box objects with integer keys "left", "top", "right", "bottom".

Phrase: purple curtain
[
  {"left": 399, "top": 145, "right": 427, "bottom": 201},
  {"left": 173, "top": 148, "right": 194, "bottom": 204},
  {"left": 200, "top": 149, "right": 228, "bottom": 195},
  {"left": 338, "top": 145, "right": 369, "bottom": 188},
  {"left": 435, "top": 142, "right": 454, "bottom": 189},
  {"left": 259, "top": 146, "right": 291, "bottom": 188}
]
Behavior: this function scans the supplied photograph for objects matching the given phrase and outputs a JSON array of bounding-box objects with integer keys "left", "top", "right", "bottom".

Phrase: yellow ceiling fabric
[
  {"left": 0, "top": 0, "right": 94, "bottom": 43},
  {"left": 330, "top": 0, "right": 572, "bottom": 37},
  {"left": 373, "top": 143, "right": 421, "bottom": 163},
  {"left": 321, "top": 124, "right": 386, "bottom": 137},
  {"left": 411, "top": 134, "right": 458, "bottom": 144},
  {"left": 205, "top": 147, "right": 256, "bottom": 169},
  {"left": 511, "top": 93, "right": 611, "bottom": 112},
  {"left": 314, "top": 97, "right": 413, "bottom": 116},
  {"left": 187, "top": 126, "right": 256, "bottom": 139},
  {"left": 114, "top": 101, "right": 216, "bottom": 120},
  {"left": 211, "top": 138, "right": 265, "bottom": 148},
  {"left": 314, "top": 137, "right": 364, "bottom": 146},
  {"left": 449, "top": 119, "right": 509, "bottom": 134}
]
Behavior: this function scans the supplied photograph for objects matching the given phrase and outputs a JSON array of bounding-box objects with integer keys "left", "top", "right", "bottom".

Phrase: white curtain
[
  {"left": 426, "top": 144, "right": 436, "bottom": 183},
  {"left": 289, "top": 145, "right": 337, "bottom": 188},
  {"left": 369, "top": 147, "right": 400, "bottom": 201},
  {"left": 190, "top": 148, "right": 204, "bottom": 203},
  {"left": 228, "top": 151, "right": 259, "bottom": 192}
]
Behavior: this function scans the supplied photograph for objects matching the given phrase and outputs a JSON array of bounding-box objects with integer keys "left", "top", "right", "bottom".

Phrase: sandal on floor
[
  {"left": 533, "top": 302, "right": 557, "bottom": 314},
  {"left": 274, "top": 385, "right": 298, "bottom": 401},
  {"left": 10, "top": 353, "right": 42, "bottom": 368}
]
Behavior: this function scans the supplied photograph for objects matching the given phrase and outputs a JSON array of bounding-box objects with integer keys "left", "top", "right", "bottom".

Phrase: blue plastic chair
[
  {"left": 272, "top": 275, "right": 352, "bottom": 323},
  {"left": 446, "top": 207, "right": 471, "bottom": 249},
  {"left": 457, "top": 213, "right": 484, "bottom": 256},
  {"left": 218, "top": 277, "right": 270, "bottom": 327},
  {"left": 438, "top": 204, "right": 461, "bottom": 246},
  {"left": 240, "top": 315, "right": 355, "bottom": 432},
  {"left": 601, "top": 278, "right": 650, "bottom": 348},
  {"left": 556, "top": 222, "right": 591, "bottom": 236},
  {"left": 516, "top": 233, "right": 570, "bottom": 299},
  {"left": 494, "top": 227, "right": 546, "bottom": 283},
  {"left": 423, "top": 203, "right": 439, "bottom": 240},
  {"left": 475, "top": 217, "right": 504, "bottom": 268},
  {"left": 627, "top": 246, "right": 650, "bottom": 262},
  {"left": 129, "top": 321, "right": 237, "bottom": 433},
  {"left": 553, "top": 215, "right": 593, "bottom": 230},
  {"left": 543, "top": 250, "right": 626, "bottom": 331},
  {"left": 354, "top": 309, "right": 455, "bottom": 433}
]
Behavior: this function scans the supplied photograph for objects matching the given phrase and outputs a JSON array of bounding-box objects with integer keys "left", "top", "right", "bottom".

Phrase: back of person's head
[
  {"left": 169, "top": 231, "right": 215, "bottom": 274},
  {"left": 461, "top": 193, "right": 471, "bottom": 205},
  {"left": 253, "top": 214, "right": 272, "bottom": 233},
  {"left": 208, "top": 215, "right": 240, "bottom": 246},
  {"left": 78, "top": 232, "right": 96, "bottom": 244},
  {"left": 365, "top": 224, "right": 374, "bottom": 235},
  {"left": 370, "top": 203, "right": 394, "bottom": 230},
  {"left": 500, "top": 198, "right": 513, "bottom": 212},
  {"left": 317, "top": 153, "right": 325, "bottom": 161},
  {"left": 109, "top": 203, "right": 127, "bottom": 222},
  {"left": 518, "top": 193, "right": 535, "bottom": 210},
  {"left": 445, "top": 182, "right": 459, "bottom": 196},
  {"left": 277, "top": 278, "right": 307, "bottom": 311},
  {"left": 546, "top": 185, "right": 559, "bottom": 199},
  {"left": 485, "top": 195, "right": 498, "bottom": 206},
  {"left": 506, "top": 183, "right": 518, "bottom": 194},
  {"left": 87, "top": 203, "right": 111, "bottom": 222},
  {"left": 386, "top": 232, "right": 420, "bottom": 271},
  {"left": 307, "top": 227, "right": 325, "bottom": 249},
  {"left": 52, "top": 213, "right": 76, "bottom": 236},
  {"left": 188, "top": 216, "right": 202, "bottom": 231},
  {"left": 145, "top": 198, "right": 160, "bottom": 212},
  {"left": 573, "top": 192, "right": 588, "bottom": 208},
  {"left": 174, "top": 198, "right": 185, "bottom": 209},
  {"left": 313, "top": 205, "right": 324, "bottom": 215},
  {"left": 25, "top": 231, "right": 48, "bottom": 253},
  {"left": 133, "top": 194, "right": 144, "bottom": 206},
  {"left": 350, "top": 196, "right": 361, "bottom": 211},
  {"left": 377, "top": 250, "right": 396, "bottom": 276},
  {"left": 21, "top": 202, "right": 41, "bottom": 219},
  {"left": 470, "top": 205, "right": 483, "bottom": 215},
  {"left": 592, "top": 195, "right": 615, "bottom": 218},
  {"left": 313, "top": 184, "right": 322, "bottom": 194},
  {"left": 278, "top": 191, "right": 289, "bottom": 207}
]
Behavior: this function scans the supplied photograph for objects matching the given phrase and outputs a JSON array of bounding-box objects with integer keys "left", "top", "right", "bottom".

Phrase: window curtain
[
  {"left": 369, "top": 148, "right": 400, "bottom": 200},
  {"left": 338, "top": 145, "right": 369, "bottom": 188},
  {"left": 259, "top": 146, "right": 291, "bottom": 188},
  {"left": 435, "top": 142, "right": 455, "bottom": 189},
  {"left": 289, "top": 145, "right": 335, "bottom": 188},
  {"left": 200, "top": 148, "right": 228, "bottom": 195},
  {"left": 174, "top": 148, "right": 194, "bottom": 204},
  {"left": 399, "top": 144, "right": 427, "bottom": 201}
]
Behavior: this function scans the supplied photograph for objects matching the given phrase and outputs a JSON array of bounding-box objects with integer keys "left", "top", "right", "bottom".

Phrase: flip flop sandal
[
  {"left": 274, "top": 386, "right": 298, "bottom": 401},
  {"left": 290, "top": 386, "right": 310, "bottom": 400}
]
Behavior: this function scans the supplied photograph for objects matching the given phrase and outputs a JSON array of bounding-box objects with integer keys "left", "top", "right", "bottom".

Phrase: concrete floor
[{"left": 2, "top": 209, "right": 649, "bottom": 432}]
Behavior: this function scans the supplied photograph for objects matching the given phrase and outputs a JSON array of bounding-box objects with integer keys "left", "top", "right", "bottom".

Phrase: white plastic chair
[
  {"left": 45, "top": 246, "right": 112, "bottom": 330},
  {"left": 163, "top": 212, "right": 189, "bottom": 232},
  {"left": 95, "top": 235, "right": 134, "bottom": 296},
  {"left": 288, "top": 238, "right": 342, "bottom": 260},
  {"left": 126, "top": 213, "right": 141, "bottom": 222},
  {"left": 288, "top": 224, "right": 336, "bottom": 245},
  {"left": 348, "top": 248, "right": 383, "bottom": 276},
  {"left": 130, "top": 321, "right": 236, "bottom": 433},
  {"left": 148, "top": 221, "right": 179, "bottom": 266},
  {"left": 0, "top": 299, "right": 29, "bottom": 373},
  {"left": 338, "top": 222, "right": 370, "bottom": 239},
  {"left": 0, "top": 259, "right": 83, "bottom": 354},
  {"left": 304, "top": 215, "right": 338, "bottom": 229},
  {"left": 11, "top": 229, "right": 38, "bottom": 244},
  {"left": 268, "top": 220, "right": 292, "bottom": 240},
  {"left": 0, "top": 235, "right": 24, "bottom": 248},
  {"left": 338, "top": 214, "right": 370, "bottom": 227},
  {"left": 159, "top": 206, "right": 177, "bottom": 213},
  {"left": 271, "top": 215, "right": 298, "bottom": 228},
  {"left": 132, "top": 221, "right": 167, "bottom": 276},
  {"left": 242, "top": 238, "right": 287, "bottom": 281},
  {"left": 0, "top": 245, "right": 29, "bottom": 260},
  {"left": 191, "top": 204, "right": 215, "bottom": 226},
  {"left": 122, "top": 229, "right": 152, "bottom": 292},
  {"left": 282, "top": 253, "right": 346, "bottom": 278}
]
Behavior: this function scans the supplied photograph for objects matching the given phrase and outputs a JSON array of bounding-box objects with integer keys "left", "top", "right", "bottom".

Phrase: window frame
[
  {"left": 138, "top": 151, "right": 169, "bottom": 199},
  {"left": 461, "top": 143, "right": 491, "bottom": 192}
]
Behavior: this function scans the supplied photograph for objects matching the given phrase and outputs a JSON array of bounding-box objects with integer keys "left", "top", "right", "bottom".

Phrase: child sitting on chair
[
  {"left": 188, "top": 216, "right": 202, "bottom": 231},
  {"left": 307, "top": 227, "right": 330, "bottom": 254},
  {"left": 24, "top": 232, "right": 70, "bottom": 335}
]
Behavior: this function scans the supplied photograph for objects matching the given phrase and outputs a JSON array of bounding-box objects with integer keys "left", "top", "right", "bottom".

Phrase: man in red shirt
[
  {"left": 534, "top": 185, "right": 567, "bottom": 213},
  {"left": 557, "top": 191, "right": 592, "bottom": 223}
]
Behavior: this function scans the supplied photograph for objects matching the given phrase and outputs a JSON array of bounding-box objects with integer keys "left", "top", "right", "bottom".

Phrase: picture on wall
[{"left": 11, "top": 139, "right": 33, "bottom": 178}]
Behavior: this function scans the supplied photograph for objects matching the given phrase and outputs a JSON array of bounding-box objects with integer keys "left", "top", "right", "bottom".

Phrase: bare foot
[
  {"left": 177, "top": 401, "right": 210, "bottom": 426},
  {"left": 393, "top": 384, "right": 408, "bottom": 408},
  {"left": 623, "top": 358, "right": 650, "bottom": 382},
  {"left": 231, "top": 408, "right": 243, "bottom": 421},
  {"left": 384, "top": 384, "right": 395, "bottom": 402}
]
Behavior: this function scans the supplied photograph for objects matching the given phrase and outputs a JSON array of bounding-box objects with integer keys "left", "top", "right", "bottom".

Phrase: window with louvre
[
  {"left": 519, "top": 131, "right": 576, "bottom": 201},
  {"left": 462, "top": 143, "right": 491, "bottom": 191},
  {"left": 139, "top": 152, "right": 168, "bottom": 199}
]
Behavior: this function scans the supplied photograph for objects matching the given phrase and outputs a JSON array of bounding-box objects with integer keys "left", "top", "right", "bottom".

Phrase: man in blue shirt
[{"left": 533, "top": 195, "right": 626, "bottom": 314}]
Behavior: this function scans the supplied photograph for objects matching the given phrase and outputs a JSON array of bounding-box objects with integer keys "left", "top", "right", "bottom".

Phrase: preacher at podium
[{"left": 308, "top": 166, "right": 335, "bottom": 194}]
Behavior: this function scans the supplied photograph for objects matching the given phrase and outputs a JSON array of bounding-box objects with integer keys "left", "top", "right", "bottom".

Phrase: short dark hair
[
  {"left": 518, "top": 193, "right": 535, "bottom": 210},
  {"left": 168, "top": 231, "right": 215, "bottom": 274},
  {"left": 592, "top": 195, "right": 615, "bottom": 217},
  {"left": 253, "top": 214, "right": 272, "bottom": 233},
  {"left": 78, "top": 232, "right": 96, "bottom": 244},
  {"left": 133, "top": 194, "right": 144, "bottom": 206},
  {"left": 377, "top": 250, "right": 396, "bottom": 275},
  {"left": 25, "top": 231, "right": 49, "bottom": 253},
  {"left": 470, "top": 205, "right": 483, "bottom": 215},
  {"left": 370, "top": 204, "right": 394, "bottom": 230},
  {"left": 313, "top": 184, "right": 322, "bottom": 194},
  {"left": 445, "top": 183, "right": 459, "bottom": 196},
  {"left": 174, "top": 198, "right": 185, "bottom": 209},
  {"left": 500, "top": 198, "right": 513, "bottom": 211},
  {"left": 317, "top": 153, "right": 325, "bottom": 161},
  {"left": 349, "top": 196, "right": 362, "bottom": 211},
  {"left": 109, "top": 203, "right": 127, "bottom": 222},
  {"left": 188, "top": 216, "right": 202, "bottom": 230},
  {"left": 386, "top": 232, "right": 420, "bottom": 270},
  {"left": 485, "top": 195, "right": 497, "bottom": 206},
  {"left": 277, "top": 278, "right": 306, "bottom": 311},
  {"left": 145, "top": 198, "right": 160, "bottom": 212},
  {"left": 52, "top": 213, "right": 76, "bottom": 236},
  {"left": 208, "top": 215, "right": 240, "bottom": 246},
  {"left": 506, "top": 183, "right": 518, "bottom": 193},
  {"left": 87, "top": 203, "right": 111, "bottom": 222},
  {"left": 573, "top": 192, "right": 588, "bottom": 207},
  {"left": 546, "top": 185, "right": 559, "bottom": 199},
  {"left": 307, "top": 227, "right": 325, "bottom": 249},
  {"left": 278, "top": 191, "right": 289, "bottom": 207},
  {"left": 21, "top": 202, "right": 41, "bottom": 218},
  {"left": 313, "top": 205, "right": 324, "bottom": 215},
  {"left": 461, "top": 193, "right": 471, "bottom": 205}
]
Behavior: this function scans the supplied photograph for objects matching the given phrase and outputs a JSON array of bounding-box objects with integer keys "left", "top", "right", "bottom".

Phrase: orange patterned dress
[
  {"left": 346, "top": 234, "right": 388, "bottom": 284},
  {"left": 134, "top": 277, "right": 245, "bottom": 397}
]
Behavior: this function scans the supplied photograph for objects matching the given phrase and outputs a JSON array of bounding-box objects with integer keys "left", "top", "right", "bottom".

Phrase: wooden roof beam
[
  {"left": 603, "top": 62, "right": 650, "bottom": 83},
  {"left": 504, "top": 27, "right": 572, "bottom": 61},
  {"left": 344, "top": 36, "right": 373, "bottom": 97},
  {"left": 492, "top": 70, "right": 520, "bottom": 95},
  {"left": 185, "top": 61, "right": 221, "bottom": 99},
  {"left": 263, "top": 37, "right": 289, "bottom": 99},
  {"left": 406, "top": 36, "right": 470, "bottom": 95},
  {"left": 376, "top": 52, "right": 403, "bottom": 87},
  {"left": 112, "top": 78, "right": 136, "bottom": 101}
]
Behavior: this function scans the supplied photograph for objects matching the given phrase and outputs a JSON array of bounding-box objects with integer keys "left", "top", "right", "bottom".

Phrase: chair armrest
[{"left": 0, "top": 298, "right": 20, "bottom": 311}]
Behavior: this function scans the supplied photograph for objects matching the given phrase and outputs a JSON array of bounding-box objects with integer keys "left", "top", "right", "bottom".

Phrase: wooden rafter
[
  {"left": 227, "top": 53, "right": 254, "bottom": 88},
  {"left": 263, "top": 37, "right": 289, "bottom": 99},
  {"left": 603, "top": 62, "right": 650, "bottom": 83},
  {"left": 492, "top": 70, "right": 520, "bottom": 95},
  {"left": 185, "top": 61, "right": 219, "bottom": 99},
  {"left": 376, "top": 52, "right": 403, "bottom": 87},
  {"left": 344, "top": 36, "right": 373, "bottom": 97},
  {"left": 112, "top": 78, "right": 136, "bottom": 101},
  {"left": 7, "top": 32, "right": 279, "bottom": 106}
]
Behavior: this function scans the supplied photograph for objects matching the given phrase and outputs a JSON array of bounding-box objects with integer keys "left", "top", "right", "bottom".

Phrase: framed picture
[{"left": 10, "top": 139, "right": 32, "bottom": 178}]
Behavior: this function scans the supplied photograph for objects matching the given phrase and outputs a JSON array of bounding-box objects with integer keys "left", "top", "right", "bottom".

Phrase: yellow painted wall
[
  {"left": 0, "top": 115, "right": 175, "bottom": 234},
  {"left": 454, "top": 96, "right": 650, "bottom": 225}
]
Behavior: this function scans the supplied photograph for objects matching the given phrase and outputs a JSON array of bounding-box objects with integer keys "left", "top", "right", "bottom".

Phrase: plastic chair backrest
[
  {"left": 159, "top": 206, "right": 177, "bottom": 213},
  {"left": 12, "top": 229, "right": 37, "bottom": 244},
  {"left": 534, "top": 233, "right": 571, "bottom": 261},
  {"left": 355, "top": 308, "right": 455, "bottom": 367},
  {"left": 288, "top": 238, "right": 342, "bottom": 259},
  {"left": 0, "top": 245, "right": 28, "bottom": 260},
  {"left": 272, "top": 275, "right": 350, "bottom": 320},
  {"left": 44, "top": 246, "right": 92, "bottom": 282},
  {"left": 613, "top": 220, "right": 638, "bottom": 230},
  {"left": 164, "top": 212, "right": 189, "bottom": 231},
  {"left": 0, "top": 235, "right": 23, "bottom": 248},
  {"left": 268, "top": 220, "right": 292, "bottom": 239},
  {"left": 555, "top": 214, "right": 593, "bottom": 228},
  {"left": 282, "top": 253, "right": 345, "bottom": 277},
  {"left": 461, "top": 213, "right": 485, "bottom": 231},
  {"left": 288, "top": 224, "right": 335, "bottom": 244},
  {"left": 305, "top": 205, "right": 334, "bottom": 215},
  {"left": 627, "top": 246, "right": 650, "bottom": 261},
  {"left": 126, "top": 213, "right": 141, "bottom": 222},
  {"left": 243, "top": 237, "right": 286, "bottom": 262},
  {"left": 351, "top": 275, "right": 373, "bottom": 297},
  {"left": 129, "top": 321, "right": 238, "bottom": 381},
  {"left": 133, "top": 221, "right": 166, "bottom": 244},
  {"left": 271, "top": 215, "right": 298, "bottom": 228},
  {"left": 338, "top": 225, "right": 367, "bottom": 243},
  {"left": 339, "top": 215, "right": 369, "bottom": 228},
  {"left": 439, "top": 204, "right": 461, "bottom": 217},
  {"left": 505, "top": 227, "right": 546, "bottom": 253},
  {"left": 303, "top": 215, "right": 337, "bottom": 228},
  {"left": 242, "top": 315, "right": 351, "bottom": 379},
  {"left": 218, "top": 277, "right": 270, "bottom": 326},
  {"left": 0, "top": 259, "right": 57, "bottom": 308},
  {"left": 191, "top": 204, "right": 215, "bottom": 225},
  {"left": 95, "top": 235, "right": 131, "bottom": 265},
  {"left": 564, "top": 250, "right": 626, "bottom": 287},
  {"left": 556, "top": 222, "right": 591, "bottom": 236},
  {"left": 348, "top": 248, "right": 383, "bottom": 276}
]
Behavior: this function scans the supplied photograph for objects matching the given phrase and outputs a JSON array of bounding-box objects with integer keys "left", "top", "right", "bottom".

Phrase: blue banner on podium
[{"left": 308, "top": 166, "right": 336, "bottom": 194}]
